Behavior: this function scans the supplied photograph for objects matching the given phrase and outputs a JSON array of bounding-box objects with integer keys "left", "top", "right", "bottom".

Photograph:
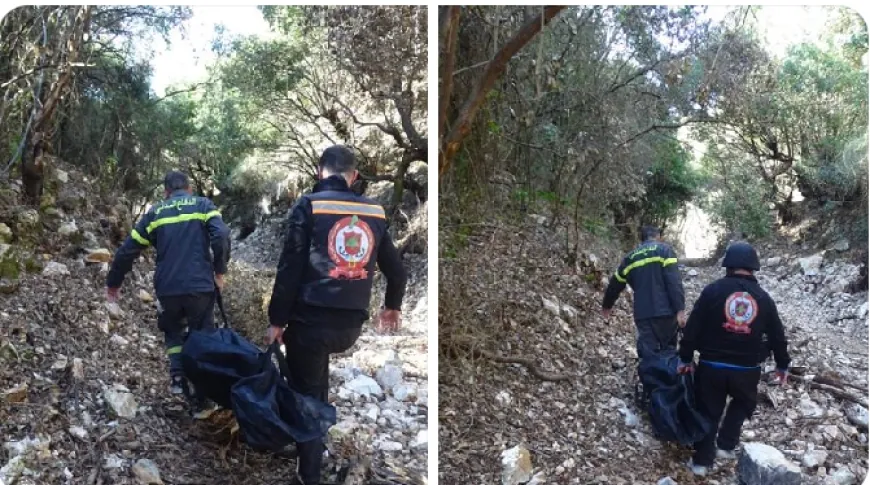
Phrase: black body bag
[
  {"left": 639, "top": 349, "right": 712, "bottom": 446},
  {"left": 231, "top": 342, "right": 337, "bottom": 451}
]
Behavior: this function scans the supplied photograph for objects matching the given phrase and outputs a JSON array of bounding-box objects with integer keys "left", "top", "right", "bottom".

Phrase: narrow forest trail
[
  {"left": 439, "top": 216, "right": 867, "bottom": 485},
  {"left": 0, "top": 168, "right": 428, "bottom": 485}
]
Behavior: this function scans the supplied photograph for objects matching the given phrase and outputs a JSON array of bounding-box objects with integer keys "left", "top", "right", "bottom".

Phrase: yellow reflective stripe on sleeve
[
  {"left": 614, "top": 271, "right": 627, "bottom": 283},
  {"left": 166, "top": 346, "right": 182, "bottom": 355},
  {"left": 146, "top": 211, "right": 221, "bottom": 233},
  {"left": 130, "top": 229, "right": 150, "bottom": 246},
  {"left": 311, "top": 200, "right": 386, "bottom": 219},
  {"left": 622, "top": 256, "right": 675, "bottom": 277}
]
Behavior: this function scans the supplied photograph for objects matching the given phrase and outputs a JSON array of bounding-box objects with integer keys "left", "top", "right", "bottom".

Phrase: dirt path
[{"left": 439, "top": 219, "right": 867, "bottom": 485}]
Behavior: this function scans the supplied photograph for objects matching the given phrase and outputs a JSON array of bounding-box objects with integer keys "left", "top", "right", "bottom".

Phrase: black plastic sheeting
[
  {"left": 232, "top": 343, "right": 337, "bottom": 450},
  {"left": 181, "top": 328, "right": 263, "bottom": 408},
  {"left": 181, "top": 329, "right": 336, "bottom": 451},
  {"left": 638, "top": 350, "right": 712, "bottom": 446}
]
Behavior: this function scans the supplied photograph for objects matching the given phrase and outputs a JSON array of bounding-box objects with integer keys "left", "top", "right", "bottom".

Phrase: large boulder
[{"left": 738, "top": 442, "right": 802, "bottom": 485}]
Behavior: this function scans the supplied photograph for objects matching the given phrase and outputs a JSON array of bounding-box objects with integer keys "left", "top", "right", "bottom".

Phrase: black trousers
[
  {"left": 693, "top": 363, "right": 761, "bottom": 466},
  {"left": 635, "top": 316, "right": 679, "bottom": 402},
  {"left": 282, "top": 324, "right": 361, "bottom": 485},
  {"left": 157, "top": 292, "right": 216, "bottom": 377},
  {"left": 635, "top": 316, "right": 679, "bottom": 359}
]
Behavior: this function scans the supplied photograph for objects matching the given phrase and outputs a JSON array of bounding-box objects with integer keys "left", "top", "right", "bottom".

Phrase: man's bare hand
[
  {"left": 677, "top": 310, "right": 687, "bottom": 328},
  {"left": 266, "top": 325, "right": 283, "bottom": 345},
  {"left": 376, "top": 309, "right": 401, "bottom": 334},
  {"left": 214, "top": 273, "right": 225, "bottom": 290},
  {"left": 601, "top": 308, "right": 612, "bottom": 319},
  {"left": 106, "top": 287, "right": 120, "bottom": 303}
]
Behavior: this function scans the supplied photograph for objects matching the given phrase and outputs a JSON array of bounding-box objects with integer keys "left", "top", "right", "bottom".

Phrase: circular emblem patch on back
[
  {"left": 723, "top": 291, "right": 758, "bottom": 334},
  {"left": 328, "top": 215, "right": 375, "bottom": 280}
]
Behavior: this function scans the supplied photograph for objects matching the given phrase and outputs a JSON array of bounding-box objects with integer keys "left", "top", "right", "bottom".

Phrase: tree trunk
[{"left": 22, "top": 6, "right": 92, "bottom": 203}]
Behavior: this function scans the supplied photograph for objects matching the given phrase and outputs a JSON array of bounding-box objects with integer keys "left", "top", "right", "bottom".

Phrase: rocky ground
[
  {"left": 439, "top": 214, "right": 867, "bottom": 485},
  {"left": 0, "top": 166, "right": 428, "bottom": 485}
]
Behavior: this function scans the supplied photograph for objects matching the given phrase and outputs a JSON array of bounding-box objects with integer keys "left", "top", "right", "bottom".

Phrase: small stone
[
  {"left": 0, "top": 223, "right": 11, "bottom": 243},
  {"left": 132, "top": 459, "right": 163, "bottom": 484},
  {"left": 55, "top": 169, "right": 69, "bottom": 184},
  {"left": 501, "top": 445, "right": 533, "bottom": 485},
  {"left": 799, "top": 253, "right": 825, "bottom": 276},
  {"left": 658, "top": 478, "right": 678, "bottom": 485},
  {"left": 15, "top": 209, "right": 39, "bottom": 227},
  {"left": 110, "top": 334, "right": 129, "bottom": 347},
  {"left": 375, "top": 363, "right": 404, "bottom": 391},
  {"left": 376, "top": 439, "right": 403, "bottom": 452},
  {"left": 799, "top": 397, "right": 825, "bottom": 418},
  {"left": 528, "top": 214, "right": 546, "bottom": 225},
  {"left": 328, "top": 419, "right": 358, "bottom": 441},
  {"left": 411, "top": 429, "right": 427, "bottom": 449},
  {"left": 541, "top": 296, "right": 561, "bottom": 317},
  {"left": 802, "top": 449, "right": 828, "bottom": 468},
  {"left": 3, "top": 383, "right": 28, "bottom": 403},
  {"left": 826, "top": 468, "right": 858, "bottom": 485},
  {"left": 832, "top": 240, "right": 850, "bottom": 252},
  {"left": 416, "top": 388, "right": 428, "bottom": 407},
  {"left": 845, "top": 404, "right": 868, "bottom": 429},
  {"left": 738, "top": 442, "right": 801, "bottom": 485},
  {"left": 857, "top": 302, "right": 869, "bottom": 320},
  {"left": 138, "top": 290, "right": 154, "bottom": 303},
  {"left": 688, "top": 269, "right": 699, "bottom": 277},
  {"left": 68, "top": 426, "right": 88, "bottom": 440},
  {"left": 496, "top": 390, "right": 512, "bottom": 406},
  {"left": 85, "top": 248, "right": 113, "bottom": 264},
  {"left": 103, "top": 453, "right": 125, "bottom": 469},
  {"left": 103, "top": 385, "right": 138, "bottom": 418},
  {"left": 819, "top": 425, "right": 840, "bottom": 441},
  {"left": 528, "top": 472, "right": 547, "bottom": 485},
  {"left": 72, "top": 358, "right": 85, "bottom": 380},
  {"left": 343, "top": 375, "right": 383, "bottom": 398},
  {"left": 58, "top": 221, "right": 78, "bottom": 237},
  {"left": 51, "top": 355, "right": 68, "bottom": 370},
  {"left": 392, "top": 382, "right": 417, "bottom": 401},
  {"left": 42, "top": 261, "right": 70, "bottom": 277},
  {"left": 106, "top": 302, "right": 125, "bottom": 320},
  {"left": 766, "top": 257, "right": 782, "bottom": 267}
]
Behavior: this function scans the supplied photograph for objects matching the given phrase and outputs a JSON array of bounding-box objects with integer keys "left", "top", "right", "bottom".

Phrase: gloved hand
[
  {"left": 676, "top": 362, "right": 694, "bottom": 374},
  {"left": 773, "top": 368, "right": 789, "bottom": 385}
]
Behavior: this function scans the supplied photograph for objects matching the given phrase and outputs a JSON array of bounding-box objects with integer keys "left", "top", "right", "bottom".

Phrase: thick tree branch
[{"left": 439, "top": 6, "right": 566, "bottom": 177}]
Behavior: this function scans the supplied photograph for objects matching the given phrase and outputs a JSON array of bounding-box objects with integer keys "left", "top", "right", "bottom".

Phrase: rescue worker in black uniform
[
  {"left": 106, "top": 171, "right": 231, "bottom": 397},
  {"left": 266, "top": 145, "right": 407, "bottom": 485},
  {"left": 602, "top": 226, "right": 686, "bottom": 366},
  {"left": 677, "top": 241, "right": 791, "bottom": 476}
]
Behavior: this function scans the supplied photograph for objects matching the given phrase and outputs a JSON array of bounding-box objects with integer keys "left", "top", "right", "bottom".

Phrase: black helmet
[{"left": 722, "top": 241, "right": 760, "bottom": 271}]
